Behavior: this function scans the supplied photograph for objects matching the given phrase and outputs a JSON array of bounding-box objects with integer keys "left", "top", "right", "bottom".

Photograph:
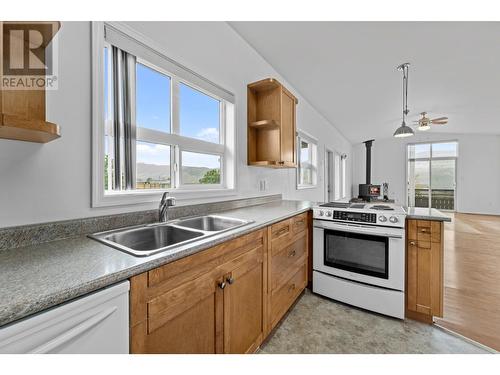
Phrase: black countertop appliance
[{"left": 358, "top": 139, "right": 381, "bottom": 201}]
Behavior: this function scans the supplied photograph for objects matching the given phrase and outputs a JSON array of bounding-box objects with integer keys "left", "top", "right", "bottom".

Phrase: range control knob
[
  {"left": 378, "top": 215, "right": 387, "bottom": 222},
  {"left": 325, "top": 211, "right": 332, "bottom": 217},
  {"left": 389, "top": 216, "right": 399, "bottom": 223},
  {"left": 318, "top": 210, "right": 324, "bottom": 216}
]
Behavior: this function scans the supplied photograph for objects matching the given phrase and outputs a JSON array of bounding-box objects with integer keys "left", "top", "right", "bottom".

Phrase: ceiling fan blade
[
  {"left": 432, "top": 121, "right": 448, "bottom": 125},
  {"left": 430, "top": 117, "right": 448, "bottom": 122}
]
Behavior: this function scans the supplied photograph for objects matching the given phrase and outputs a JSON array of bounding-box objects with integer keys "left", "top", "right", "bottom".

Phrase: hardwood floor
[{"left": 434, "top": 212, "right": 500, "bottom": 351}]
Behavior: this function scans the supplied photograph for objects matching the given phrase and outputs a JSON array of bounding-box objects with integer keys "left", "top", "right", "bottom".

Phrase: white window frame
[
  {"left": 296, "top": 131, "right": 318, "bottom": 190},
  {"left": 92, "top": 22, "right": 237, "bottom": 207},
  {"left": 405, "top": 140, "right": 458, "bottom": 211}
]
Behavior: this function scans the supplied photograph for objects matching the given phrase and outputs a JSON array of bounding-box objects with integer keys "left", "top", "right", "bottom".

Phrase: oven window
[{"left": 324, "top": 229, "right": 389, "bottom": 279}]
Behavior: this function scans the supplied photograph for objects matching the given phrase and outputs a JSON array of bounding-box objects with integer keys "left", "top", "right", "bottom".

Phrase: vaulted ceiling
[{"left": 230, "top": 22, "right": 500, "bottom": 143}]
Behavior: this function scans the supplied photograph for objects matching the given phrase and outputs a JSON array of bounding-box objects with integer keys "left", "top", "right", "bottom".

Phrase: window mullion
[
  {"left": 171, "top": 77, "right": 180, "bottom": 189},
  {"left": 127, "top": 54, "right": 137, "bottom": 190},
  {"left": 171, "top": 77, "right": 180, "bottom": 135}
]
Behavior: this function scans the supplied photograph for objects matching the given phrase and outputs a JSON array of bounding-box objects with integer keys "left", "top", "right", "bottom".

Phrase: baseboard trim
[{"left": 434, "top": 323, "right": 498, "bottom": 353}]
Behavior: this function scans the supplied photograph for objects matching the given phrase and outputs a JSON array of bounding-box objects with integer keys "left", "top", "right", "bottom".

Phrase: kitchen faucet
[{"left": 159, "top": 192, "right": 176, "bottom": 222}]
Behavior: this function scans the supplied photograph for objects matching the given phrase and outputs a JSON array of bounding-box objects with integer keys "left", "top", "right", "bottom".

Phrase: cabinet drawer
[
  {"left": 291, "top": 213, "right": 307, "bottom": 235},
  {"left": 270, "top": 218, "right": 293, "bottom": 250},
  {"left": 270, "top": 235, "right": 307, "bottom": 291},
  {"left": 270, "top": 262, "right": 307, "bottom": 328},
  {"left": 147, "top": 229, "right": 265, "bottom": 289},
  {"left": 408, "top": 219, "right": 442, "bottom": 244},
  {"left": 417, "top": 228, "right": 431, "bottom": 242}
]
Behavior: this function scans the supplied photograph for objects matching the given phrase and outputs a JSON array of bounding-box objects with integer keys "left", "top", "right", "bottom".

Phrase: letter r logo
[{"left": 3, "top": 23, "right": 54, "bottom": 75}]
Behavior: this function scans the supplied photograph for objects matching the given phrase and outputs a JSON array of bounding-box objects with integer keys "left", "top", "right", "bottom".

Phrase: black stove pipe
[{"left": 363, "top": 139, "right": 374, "bottom": 184}]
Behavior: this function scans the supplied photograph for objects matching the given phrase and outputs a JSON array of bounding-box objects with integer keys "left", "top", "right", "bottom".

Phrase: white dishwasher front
[{"left": 0, "top": 280, "right": 129, "bottom": 354}]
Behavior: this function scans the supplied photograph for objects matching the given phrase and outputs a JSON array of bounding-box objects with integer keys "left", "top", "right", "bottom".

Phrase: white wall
[
  {"left": 0, "top": 22, "right": 352, "bottom": 228},
  {"left": 352, "top": 132, "right": 500, "bottom": 215}
]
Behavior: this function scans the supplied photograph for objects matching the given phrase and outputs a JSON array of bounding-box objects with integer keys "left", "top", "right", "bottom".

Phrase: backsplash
[{"left": 0, "top": 194, "right": 282, "bottom": 251}]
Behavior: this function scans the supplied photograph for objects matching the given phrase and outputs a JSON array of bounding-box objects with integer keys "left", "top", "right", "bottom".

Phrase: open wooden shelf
[
  {"left": 247, "top": 78, "right": 298, "bottom": 168},
  {"left": 0, "top": 114, "right": 60, "bottom": 143},
  {"left": 0, "top": 21, "right": 61, "bottom": 144},
  {"left": 248, "top": 160, "right": 297, "bottom": 168},
  {"left": 248, "top": 119, "right": 280, "bottom": 130},
  {"left": 247, "top": 78, "right": 281, "bottom": 92}
]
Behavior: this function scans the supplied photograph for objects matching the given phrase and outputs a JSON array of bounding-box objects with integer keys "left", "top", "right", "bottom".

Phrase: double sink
[{"left": 89, "top": 215, "right": 254, "bottom": 257}]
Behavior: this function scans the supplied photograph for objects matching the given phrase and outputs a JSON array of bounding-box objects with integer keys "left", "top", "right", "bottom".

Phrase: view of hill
[
  {"left": 412, "top": 161, "right": 455, "bottom": 189},
  {"left": 137, "top": 162, "right": 217, "bottom": 184}
]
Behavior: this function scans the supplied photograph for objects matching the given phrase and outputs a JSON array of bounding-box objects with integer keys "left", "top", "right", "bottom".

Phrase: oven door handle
[{"left": 313, "top": 221, "right": 404, "bottom": 239}]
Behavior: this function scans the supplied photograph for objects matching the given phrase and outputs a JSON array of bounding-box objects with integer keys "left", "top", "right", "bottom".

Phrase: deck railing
[{"left": 414, "top": 189, "right": 454, "bottom": 210}]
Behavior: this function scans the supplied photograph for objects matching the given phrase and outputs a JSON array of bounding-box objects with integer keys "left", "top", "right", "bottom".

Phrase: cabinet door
[
  {"left": 280, "top": 89, "right": 296, "bottom": 166},
  {"left": 223, "top": 247, "right": 265, "bottom": 354},
  {"left": 130, "top": 272, "right": 224, "bottom": 354},
  {"left": 406, "top": 238, "right": 443, "bottom": 318}
]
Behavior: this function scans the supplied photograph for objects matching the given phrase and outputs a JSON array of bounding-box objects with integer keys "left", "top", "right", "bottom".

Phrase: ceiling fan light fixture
[
  {"left": 393, "top": 121, "right": 415, "bottom": 138},
  {"left": 418, "top": 123, "right": 431, "bottom": 131}
]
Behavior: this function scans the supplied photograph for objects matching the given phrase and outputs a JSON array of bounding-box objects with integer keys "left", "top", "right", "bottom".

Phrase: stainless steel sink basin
[
  {"left": 89, "top": 215, "right": 253, "bottom": 257},
  {"left": 90, "top": 224, "right": 204, "bottom": 257},
  {"left": 171, "top": 215, "right": 250, "bottom": 232}
]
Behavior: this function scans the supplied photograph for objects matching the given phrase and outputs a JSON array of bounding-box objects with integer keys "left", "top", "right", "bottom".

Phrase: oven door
[{"left": 313, "top": 220, "right": 405, "bottom": 291}]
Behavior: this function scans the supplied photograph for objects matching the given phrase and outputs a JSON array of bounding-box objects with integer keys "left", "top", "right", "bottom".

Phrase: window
[
  {"left": 333, "top": 151, "right": 347, "bottom": 200},
  {"left": 93, "top": 22, "right": 236, "bottom": 207},
  {"left": 341, "top": 154, "right": 347, "bottom": 198},
  {"left": 407, "top": 141, "right": 458, "bottom": 210},
  {"left": 297, "top": 132, "right": 318, "bottom": 189}
]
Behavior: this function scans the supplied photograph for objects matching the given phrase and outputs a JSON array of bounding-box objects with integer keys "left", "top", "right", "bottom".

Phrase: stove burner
[
  {"left": 370, "top": 205, "right": 395, "bottom": 211},
  {"left": 349, "top": 203, "right": 366, "bottom": 209},
  {"left": 319, "top": 202, "right": 350, "bottom": 208}
]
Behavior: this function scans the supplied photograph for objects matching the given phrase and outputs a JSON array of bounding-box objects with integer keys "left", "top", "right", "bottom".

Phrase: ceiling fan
[
  {"left": 392, "top": 63, "right": 450, "bottom": 137},
  {"left": 412, "top": 112, "right": 448, "bottom": 131}
]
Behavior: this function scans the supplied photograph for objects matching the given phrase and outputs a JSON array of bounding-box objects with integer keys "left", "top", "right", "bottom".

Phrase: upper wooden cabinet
[
  {"left": 406, "top": 219, "right": 444, "bottom": 323},
  {"left": 0, "top": 22, "right": 61, "bottom": 143},
  {"left": 247, "top": 78, "right": 298, "bottom": 168}
]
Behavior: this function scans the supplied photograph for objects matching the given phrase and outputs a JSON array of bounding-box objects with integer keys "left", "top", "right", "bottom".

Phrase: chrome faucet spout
[{"left": 159, "top": 192, "right": 176, "bottom": 222}]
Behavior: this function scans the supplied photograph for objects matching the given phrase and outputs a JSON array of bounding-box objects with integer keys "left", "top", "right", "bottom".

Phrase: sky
[
  {"left": 105, "top": 55, "right": 221, "bottom": 169},
  {"left": 135, "top": 63, "right": 220, "bottom": 169}
]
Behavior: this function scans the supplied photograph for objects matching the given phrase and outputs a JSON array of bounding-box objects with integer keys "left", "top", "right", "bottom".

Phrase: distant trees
[
  {"left": 199, "top": 169, "right": 220, "bottom": 184},
  {"left": 104, "top": 154, "right": 109, "bottom": 189}
]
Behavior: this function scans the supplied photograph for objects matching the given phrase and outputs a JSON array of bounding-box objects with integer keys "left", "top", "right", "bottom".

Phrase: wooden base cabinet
[
  {"left": 130, "top": 229, "right": 267, "bottom": 354},
  {"left": 129, "top": 212, "right": 310, "bottom": 354},
  {"left": 405, "top": 219, "right": 444, "bottom": 323},
  {"left": 267, "top": 212, "right": 308, "bottom": 331}
]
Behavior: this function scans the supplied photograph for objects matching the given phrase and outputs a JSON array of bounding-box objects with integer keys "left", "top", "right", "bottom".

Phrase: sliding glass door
[{"left": 407, "top": 142, "right": 457, "bottom": 210}]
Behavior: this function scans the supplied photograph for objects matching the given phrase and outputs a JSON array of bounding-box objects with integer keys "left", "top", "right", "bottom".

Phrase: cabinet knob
[
  {"left": 218, "top": 281, "right": 226, "bottom": 289},
  {"left": 421, "top": 228, "right": 428, "bottom": 233},
  {"left": 226, "top": 276, "right": 234, "bottom": 285},
  {"left": 410, "top": 241, "right": 416, "bottom": 246},
  {"left": 288, "top": 250, "right": 296, "bottom": 257}
]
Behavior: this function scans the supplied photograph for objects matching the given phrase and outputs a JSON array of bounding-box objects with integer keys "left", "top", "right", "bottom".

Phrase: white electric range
[{"left": 312, "top": 201, "right": 407, "bottom": 319}]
